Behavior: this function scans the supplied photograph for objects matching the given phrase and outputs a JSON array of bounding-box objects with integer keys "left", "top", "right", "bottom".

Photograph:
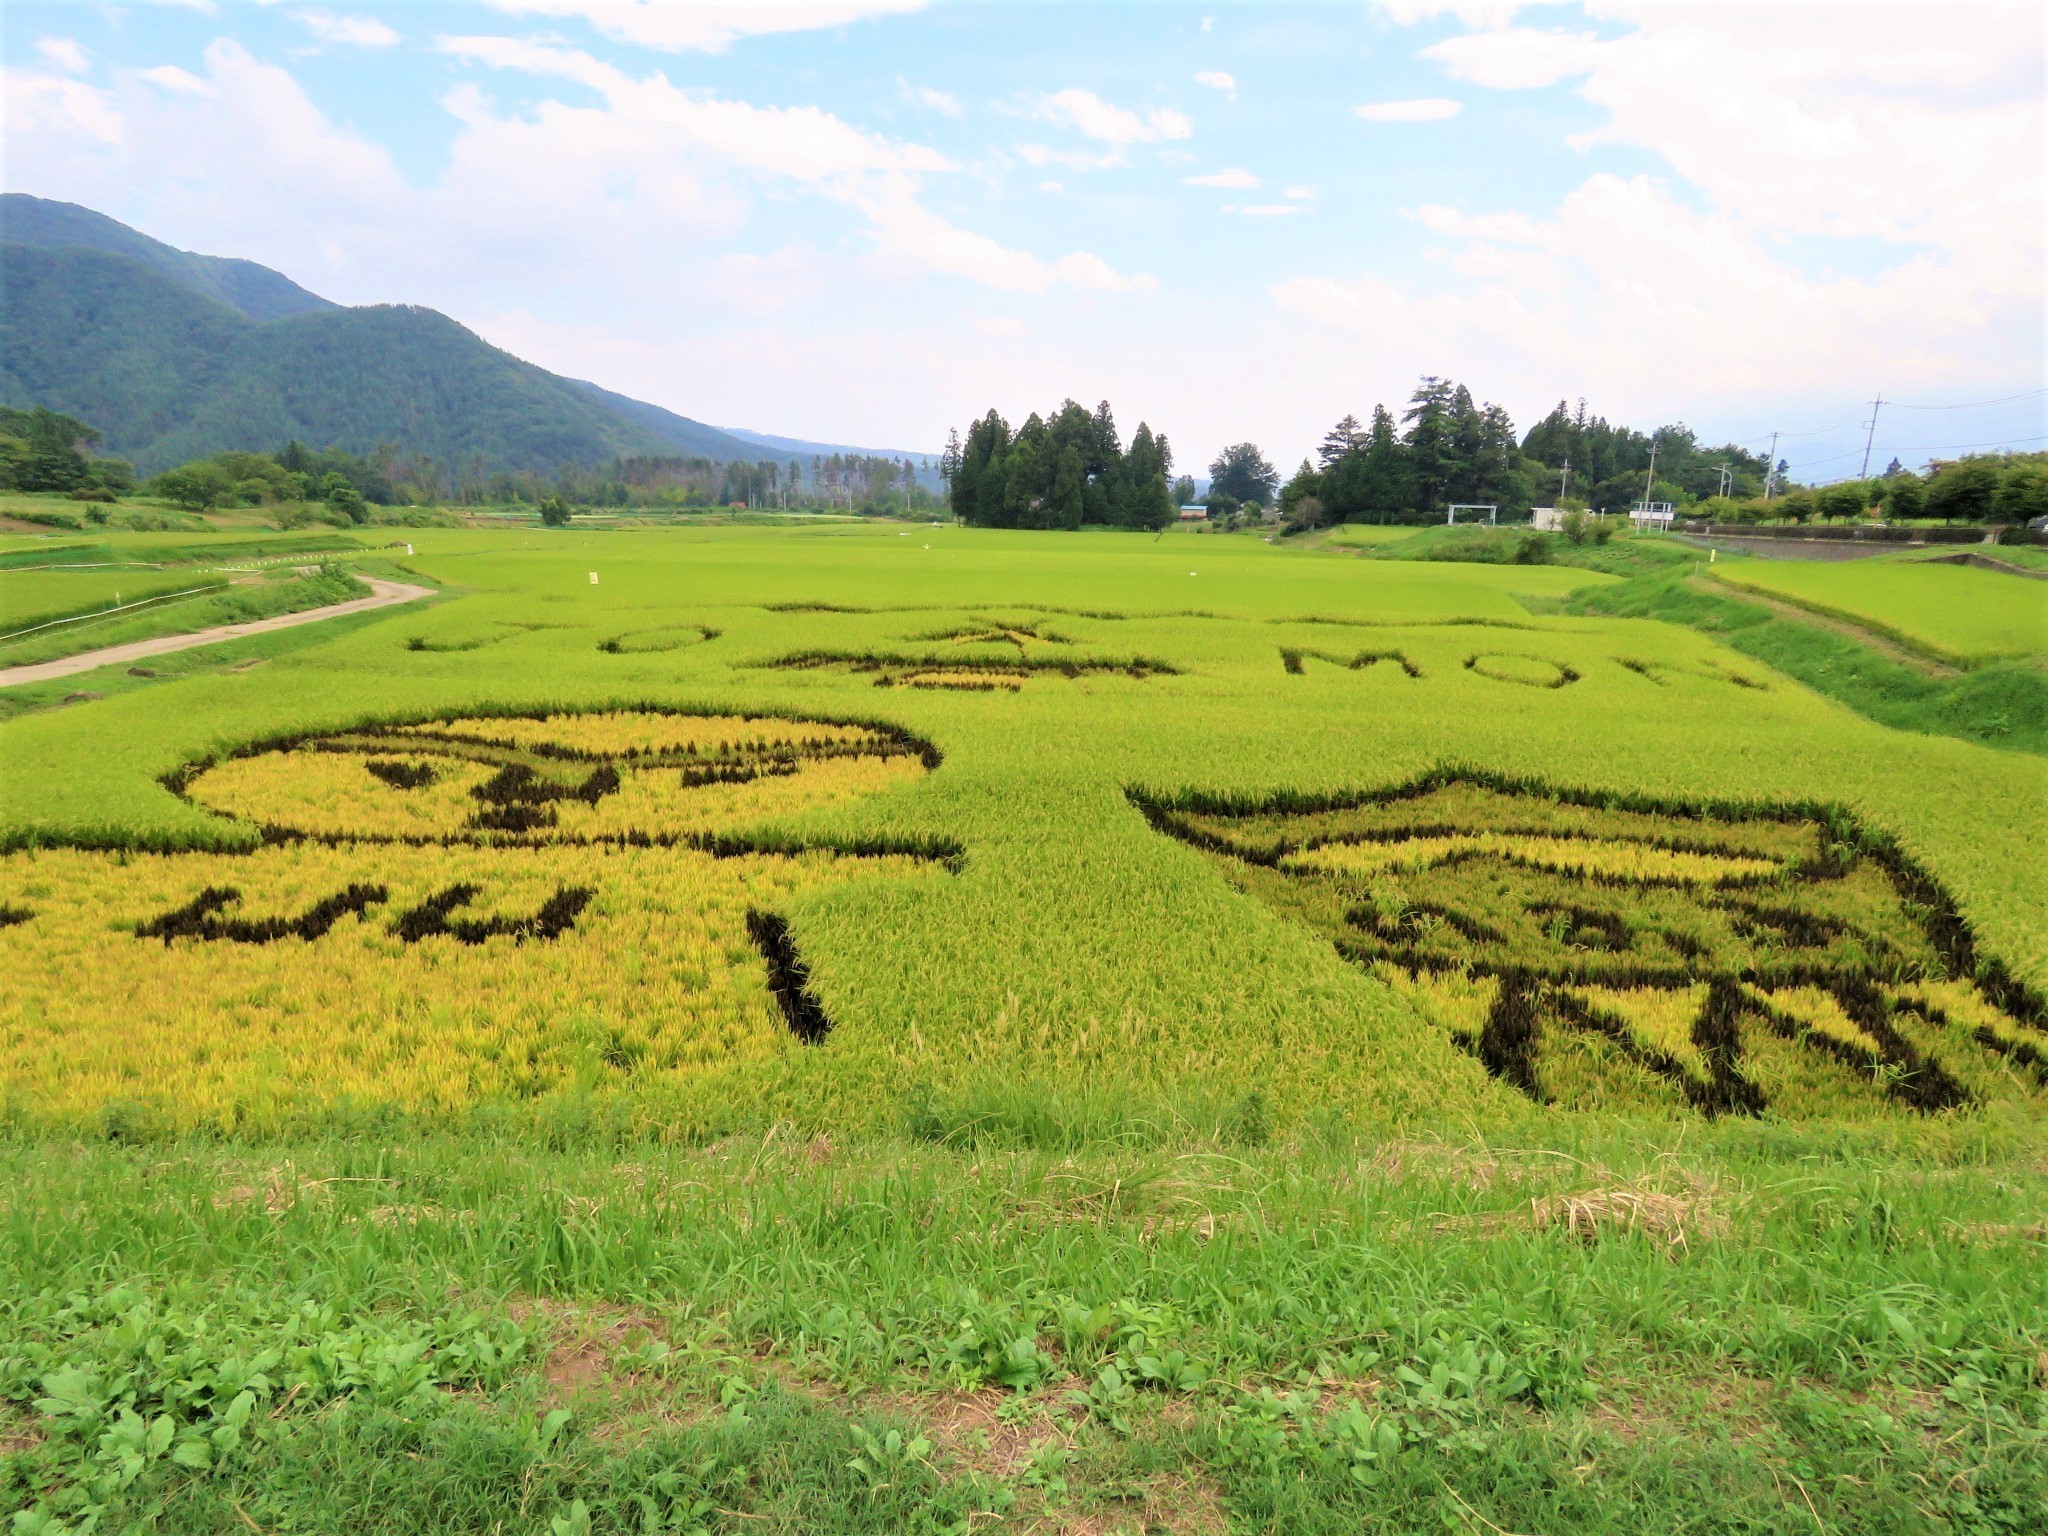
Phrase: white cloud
[
  {"left": 1283, "top": 185, "right": 1316, "bottom": 201},
  {"left": 296, "top": 11, "right": 401, "bottom": 48},
  {"left": 1194, "top": 70, "right": 1235, "bottom": 94},
  {"left": 1421, "top": 4, "right": 2043, "bottom": 255},
  {"left": 1016, "top": 142, "right": 1122, "bottom": 172},
  {"left": 1422, "top": 26, "right": 1598, "bottom": 90},
  {"left": 1355, "top": 98, "right": 1462, "bottom": 123},
  {"left": 440, "top": 36, "right": 1149, "bottom": 296},
  {"left": 1055, "top": 251, "right": 1158, "bottom": 293},
  {"left": 2, "top": 68, "right": 123, "bottom": 144},
  {"left": 1272, "top": 171, "right": 2040, "bottom": 415},
  {"left": 137, "top": 65, "right": 215, "bottom": 96},
  {"left": 35, "top": 38, "right": 90, "bottom": 75},
  {"left": 1186, "top": 168, "right": 1258, "bottom": 189},
  {"left": 900, "top": 78, "right": 961, "bottom": 117},
  {"left": 482, "top": 0, "right": 927, "bottom": 53},
  {"left": 1039, "top": 180, "right": 1065, "bottom": 194},
  {"left": 1372, "top": 0, "right": 1523, "bottom": 27},
  {"left": 1034, "top": 87, "right": 1192, "bottom": 146},
  {"left": 440, "top": 36, "right": 953, "bottom": 185},
  {"left": 706, "top": 245, "right": 825, "bottom": 316}
]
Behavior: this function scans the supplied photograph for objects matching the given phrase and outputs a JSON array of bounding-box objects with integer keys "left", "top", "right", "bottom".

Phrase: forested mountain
[
  {"left": 563, "top": 378, "right": 799, "bottom": 465},
  {"left": 1, "top": 194, "right": 335, "bottom": 323},
  {"left": 0, "top": 196, "right": 922, "bottom": 479}
]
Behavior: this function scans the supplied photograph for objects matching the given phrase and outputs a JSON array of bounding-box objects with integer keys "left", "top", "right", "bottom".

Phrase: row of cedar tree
[
  {"left": 1281, "top": 379, "right": 1778, "bottom": 523},
  {"left": 944, "top": 400, "right": 1179, "bottom": 530},
  {"left": 944, "top": 378, "right": 1790, "bottom": 527}
]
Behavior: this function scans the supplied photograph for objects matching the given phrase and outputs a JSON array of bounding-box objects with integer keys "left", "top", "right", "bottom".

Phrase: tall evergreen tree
[
  {"left": 1004, "top": 413, "right": 1050, "bottom": 526},
  {"left": 1401, "top": 377, "right": 1458, "bottom": 518},
  {"left": 1318, "top": 413, "right": 1364, "bottom": 467}
]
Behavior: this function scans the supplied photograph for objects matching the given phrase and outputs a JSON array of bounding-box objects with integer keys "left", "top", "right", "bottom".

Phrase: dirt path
[
  {"left": 1688, "top": 573, "right": 1960, "bottom": 677},
  {"left": 0, "top": 577, "right": 434, "bottom": 690}
]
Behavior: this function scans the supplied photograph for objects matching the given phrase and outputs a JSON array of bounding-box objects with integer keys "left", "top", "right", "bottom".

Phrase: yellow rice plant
[
  {"left": 0, "top": 841, "right": 937, "bottom": 1131},
  {"left": 391, "top": 711, "right": 876, "bottom": 758},
  {"left": 188, "top": 745, "right": 924, "bottom": 842},
  {"left": 1578, "top": 983, "right": 1713, "bottom": 1083},
  {"left": 0, "top": 710, "right": 945, "bottom": 1130},
  {"left": 896, "top": 670, "right": 1024, "bottom": 692},
  {"left": 1754, "top": 985, "right": 1887, "bottom": 1060},
  {"left": 1282, "top": 832, "right": 1785, "bottom": 886}
]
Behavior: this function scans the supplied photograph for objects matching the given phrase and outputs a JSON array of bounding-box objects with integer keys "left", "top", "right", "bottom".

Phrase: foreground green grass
[{"left": 4, "top": 1119, "right": 2043, "bottom": 1534}]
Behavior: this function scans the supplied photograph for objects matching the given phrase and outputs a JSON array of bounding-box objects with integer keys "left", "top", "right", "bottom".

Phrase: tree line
[
  {"left": 944, "top": 400, "right": 1177, "bottom": 530},
  {"left": 0, "top": 406, "right": 133, "bottom": 498},
  {"left": 127, "top": 439, "right": 944, "bottom": 521},
  {"left": 1275, "top": 381, "right": 1780, "bottom": 528},
  {"left": 1699, "top": 453, "right": 2048, "bottom": 526}
]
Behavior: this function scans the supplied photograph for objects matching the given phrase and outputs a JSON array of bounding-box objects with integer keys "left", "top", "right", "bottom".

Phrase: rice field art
[
  {"left": 0, "top": 710, "right": 953, "bottom": 1131},
  {"left": 1136, "top": 772, "right": 2048, "bottom": 1120}
]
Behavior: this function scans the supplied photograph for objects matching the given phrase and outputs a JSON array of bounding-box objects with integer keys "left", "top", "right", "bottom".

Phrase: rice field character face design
[
  {"left": 1141, "top": 777, "right": 2048, "bottom": 1119},
  {"left": 0, "top": 712, "right": 947, "bottom": 1127}
]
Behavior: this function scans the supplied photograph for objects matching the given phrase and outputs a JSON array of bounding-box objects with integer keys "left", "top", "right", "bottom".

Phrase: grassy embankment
[{"left": 1706, "top": 560, "right": 2046, "bottom": 669}]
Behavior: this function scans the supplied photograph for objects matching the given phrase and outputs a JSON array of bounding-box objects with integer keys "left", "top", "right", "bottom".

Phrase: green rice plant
[
  {"left": 1135, "top": 771, "right": 2046, "bottom": 1119},
  {"left": 2, "top": 523, "right": 2043, "bottom": 1139},
  {"left": 1710, "top": 558, "right": 2048, "bottom": 665}
]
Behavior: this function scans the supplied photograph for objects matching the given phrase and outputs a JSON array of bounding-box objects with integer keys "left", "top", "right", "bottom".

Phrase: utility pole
[
  {"left": 1763, "top": 430, "right": 1781, "bottom": 500},
  {"left": 1641, "top": 434, "right": 1659, "bottom": 508},
  {"left": 1858, "top": 393, "right": 1885, "bottom": 480},
  {"left": 1714, "top": 463, "right": 1732, "bottom": 498},
  {"left": 1558, "top": 459, "right": 1571, "bottom": 502}
]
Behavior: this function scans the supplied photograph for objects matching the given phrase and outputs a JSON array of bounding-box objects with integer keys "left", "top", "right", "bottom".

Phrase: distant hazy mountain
[
  {"left": 722, "top": 426, "right": 936, "bottom": 465},
  {"left": 0, "top": 195, "right": 917, "bottom": 477}
]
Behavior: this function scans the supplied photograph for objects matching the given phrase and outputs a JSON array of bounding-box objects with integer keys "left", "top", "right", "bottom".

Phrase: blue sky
[{"left": 5, "top": 1, "right": 2043, "bottom": 480}]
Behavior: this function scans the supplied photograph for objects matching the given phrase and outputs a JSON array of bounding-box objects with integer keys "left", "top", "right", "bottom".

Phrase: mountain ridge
[
  {"left": 2, "top": 194, "right": 337, "bottom": 324},
  {"left": 0, "top": 195, "right": 932, "bottom": 478}
]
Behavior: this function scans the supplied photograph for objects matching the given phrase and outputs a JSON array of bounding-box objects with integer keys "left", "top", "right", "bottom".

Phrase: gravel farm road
[{"left": 0, "top": 577, "right": 435, "bottom": 690}]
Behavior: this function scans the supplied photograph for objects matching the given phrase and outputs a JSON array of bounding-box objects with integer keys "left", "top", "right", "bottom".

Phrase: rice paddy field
[
  {"left": 2, "top": 521, "right": 2044, "bottom": 1534},
  {"left": 1708, "top": 558, "right": 2048, "bottom": 665}
]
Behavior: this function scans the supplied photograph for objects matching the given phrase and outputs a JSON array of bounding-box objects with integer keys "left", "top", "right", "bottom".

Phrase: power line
[
  {"left": 1885, "top": 433, "right": 2048, "bottom": 453},
  {"left": 1737, "top": 417, "right": 1860, "bottom": 447},
  {"left": 1886, "top": 387, "right": 2048, "bottom": 412},
  {"left": 1735, "top": 387, "right": 2045, "bottom": 453},
  {"left": 1796, "top": 432, "right": 2048, "bottom": 470}
]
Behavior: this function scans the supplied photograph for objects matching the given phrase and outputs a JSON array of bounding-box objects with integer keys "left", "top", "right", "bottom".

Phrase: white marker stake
[{"left": 589, "top": 572, "right": 599, "bottom": 585}]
